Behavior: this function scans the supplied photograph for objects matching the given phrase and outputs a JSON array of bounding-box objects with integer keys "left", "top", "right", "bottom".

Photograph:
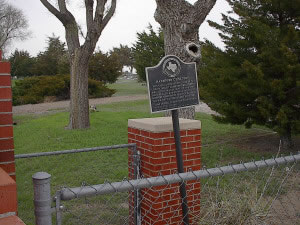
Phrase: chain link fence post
[
  {"left": 55, "top": 191, "right": 62, "bottom": 225},
  {"left": 32, "top": 172, "right": 52, "bottom": 225},
  {"left": 133, "top": 145, "right": 141, "bottom": 225}
]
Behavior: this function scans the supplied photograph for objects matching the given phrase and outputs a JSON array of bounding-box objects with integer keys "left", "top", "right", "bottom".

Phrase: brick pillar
[
  {"left": 128, "top": 117, "right": 201, "bottom": 225},
  {"left": 0, "top": 167, "right": 17, "bottom": 217},
  {"left": 0, "top": 50, "right": 15, "bottom": 180}
]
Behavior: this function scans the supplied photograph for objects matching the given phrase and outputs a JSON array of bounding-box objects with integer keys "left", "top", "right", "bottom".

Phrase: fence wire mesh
[
  {"left": 15, "top": 136, "right": 300, "bottom": 225},
  {"left": 198, "top": 162, "right": 299, "bottom": 225},
  {"left": 55, "top": 154, "right": 299, "bottom": 225},
  {"left": 15, "top": 145, "right": 137, "bottom": 225}
]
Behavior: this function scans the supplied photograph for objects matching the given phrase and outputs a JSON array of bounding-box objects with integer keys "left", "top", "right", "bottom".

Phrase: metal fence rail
[
  {"left": 60, "top": 153, "right": 300, "bottom": 200},
  {"left": 26, "top": 143, "right": 140, "bottom": 225},
  {"left": 15, "top": 143, "right": 137, "bottom": 159},
  {"left": 32, "top": 153, "right": 300, "bottom": 225}
]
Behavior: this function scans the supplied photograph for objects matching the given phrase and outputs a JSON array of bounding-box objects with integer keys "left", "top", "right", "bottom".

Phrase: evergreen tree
[
  {"left": 110, "top": 44, "right": 135, "bottom": 73},
  {"left": 33, "top": 34, "right": 68, "bottom": 75},
  {"left": 132, "top": 26, "right": 164, "bottom": 81},
  {"left": 88, "top": 50, "right": 122, "bottom": 84},
  {"left": 9, "top": 49, "right": 34, "bottom": 78},
  {"left": 199, "top": 0, "right": 300, "bottom": 149}
]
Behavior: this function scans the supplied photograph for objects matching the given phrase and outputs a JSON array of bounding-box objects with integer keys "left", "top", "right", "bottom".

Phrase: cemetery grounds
[{"left": 13, "top": 78, "right": 299, "bottom": 224}]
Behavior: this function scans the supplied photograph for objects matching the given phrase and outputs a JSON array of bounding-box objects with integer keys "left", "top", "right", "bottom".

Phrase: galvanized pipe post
[
  {"left": 133, "top": 145, "right": 141, "bottom": 225},
  {"left": 32, "top": 172, "right": 52, "bottom": 225},
  {"left": 55, "top": 191, "right": 62, "bottom": 225}
]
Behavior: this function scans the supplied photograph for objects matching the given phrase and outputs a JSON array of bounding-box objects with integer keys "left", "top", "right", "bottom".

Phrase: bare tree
[
  {"left": 154, "top": 0, "right": 216, "bottom": 119},
  {"left": 40, "top": 0, "right": 116, "bottom": 129},
  {"left": 0, "top": 0, "right": 30, "bottom": 56}
]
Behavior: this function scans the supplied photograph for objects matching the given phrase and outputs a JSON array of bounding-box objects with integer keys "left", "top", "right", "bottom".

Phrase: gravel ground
[{"left": 13, "top": 95, "right": 217, "bottom": 115}]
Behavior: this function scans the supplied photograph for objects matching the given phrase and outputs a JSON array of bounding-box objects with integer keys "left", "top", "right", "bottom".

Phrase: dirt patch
[
  {"left": 13, "top": 95, "right": 148, "bottom": 115},
  {"left": 230, "top": 132, "right": 300, "bottom": 224},
  {"left": 231, "top": 132, "right": 300, "bottom": 154},
  {"left": 13, "top": 95, "right": 218, "bottom": 116},
  {"left": 266, "top": 173, "right": 300, "bottom": 225}
]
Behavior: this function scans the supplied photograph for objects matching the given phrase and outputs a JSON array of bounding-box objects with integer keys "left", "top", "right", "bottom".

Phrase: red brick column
[
  {"left": 128, "top": 117, "right": 201, "bottom": 225},
  {"left": 0, "top": 50, "right": 15, "bottom": 180},
  {"left": 0, "top": 167, "right": 17, "bottom": 217},
  {"left": 0, "top": 51, "right": 24, "bottom": 223}
]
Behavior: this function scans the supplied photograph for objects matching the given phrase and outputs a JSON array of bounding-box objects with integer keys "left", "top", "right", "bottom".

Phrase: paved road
[{"left": 13, "top": 95, "right": 217, "bottom": 115}]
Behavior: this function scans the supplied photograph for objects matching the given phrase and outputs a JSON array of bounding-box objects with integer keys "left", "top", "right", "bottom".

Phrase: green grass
[
  {"left": 12, "top": 79, "right": 17, "bottom": 87},
  {"left": 14, "top": 99, "right": 276, "bottom": 224},
  {"left": 194, "top": 113, "right": 274, "bottom": 167},
  {"left": 100, "top": 99, "right": 150, "bottom": 112},
  {"left": 14, "top": 101, "right": 159, "bottom": 154},
  {"left": 107, "top": 78, "right": 147, "bottom": 96},
  {"left": 14, "top": 100, "right": 159, "bottom": 224}
]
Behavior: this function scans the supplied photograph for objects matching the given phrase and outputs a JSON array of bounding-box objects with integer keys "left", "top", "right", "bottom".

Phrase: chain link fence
[
  {"left": 31, "top": 153, "right": 299, "bottom": 225},
  {"left": 15, "top": 144, "right": 139, "bottom": 225}
]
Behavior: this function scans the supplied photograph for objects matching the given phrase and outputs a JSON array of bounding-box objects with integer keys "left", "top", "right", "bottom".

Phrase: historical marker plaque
[{"left": 146, "top": 55, "right": 200, "bottom": 113}]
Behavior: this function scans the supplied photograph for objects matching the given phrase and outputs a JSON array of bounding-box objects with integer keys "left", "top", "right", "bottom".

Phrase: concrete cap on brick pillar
[{"left": 128, "top": 117, "right": 201, "bottom": 133}]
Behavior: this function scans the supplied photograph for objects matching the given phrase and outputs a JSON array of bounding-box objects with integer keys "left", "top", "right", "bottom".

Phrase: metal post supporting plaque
[
  {"left": 146, "top": 55, "right": 200, "bottom": 225},
  {"left": 171, "top": 109, "right": 190, "bottom": 225}
]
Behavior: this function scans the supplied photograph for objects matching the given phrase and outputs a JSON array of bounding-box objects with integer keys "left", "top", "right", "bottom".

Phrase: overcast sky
[{"left": 9, "top": 0, "right": 231, "bottom": 57}]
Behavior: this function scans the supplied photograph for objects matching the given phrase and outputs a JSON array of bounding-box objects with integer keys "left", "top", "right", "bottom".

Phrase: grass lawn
[
  {"left": 11, "top": 78, "right": 299, "bottom": 224},
  {"left": 13, "top": 99, "right": 278, "bottom": 224},
  {"left": 11, "top": 79, "right": 17, "bottom": 87},
  {"left": 107, "top": 78, "right": 147, "bottom": 96}
]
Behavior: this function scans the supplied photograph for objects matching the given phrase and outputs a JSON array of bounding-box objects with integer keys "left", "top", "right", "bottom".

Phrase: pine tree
[
  {"left": 110, "top": 44, "right": 135, "bottom": 73},
  {"left": 88, "top": 50, "right": 122, "bottom": 84},
  {"left": 199, "top": 0, "right": 300, "bottom": 150},
  {"left": 132, "top": 26, "right": 164, "bottom": 82},
  {"left": 9, "top": 50, "right": 34, "bottom": 78},
  {"left": 33, "top": 35, "right": 68, "bottom": 75}
]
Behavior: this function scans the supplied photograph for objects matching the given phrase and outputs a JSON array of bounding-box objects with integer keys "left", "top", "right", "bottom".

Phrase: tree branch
[
  {"left": 39, "top": 0, "right": 66, "bottom": 24},
  {"left": 155, "top": 0, "right": 166, "bottom": 6},
  {"left": 77, "top": 23, "right": 86, "bottom": 39},
  {"left": 84, "top": 0, "right": 104, "bottom": 51},
  {"left": 101, "top": 0, "right": 116, "bottom": 30},
  {"left": 40, "top": 0, "right": 80, "bottom": 53},
  {"left": 57, "top": 0, "right": 78, "bottom": 25},
  {"left": 157, "top": 0, "right": 192, "bottom": 8},
  {"left": 83, "top": 0, "right": 116, "bottom": 53},
  {"left": 94, "top": 0, "right": 107, "bottom": 25},
  {"left": 0, "top": 33, "right": 10, "bottom": 49},
  {"left": 193, "top": 0, "right": 217, "bottom": 26},
  {"left": 85, "top": 0, "right": 94, "bottom": 33},
  {"left": 57, "top": 0, "right": 68, "bottom": 12},
  {"left": 0, "top": 14, "right": 8, "bottom": 23},
  {"left": 194, "top": 0, "right": 216, "bottom": 10}
]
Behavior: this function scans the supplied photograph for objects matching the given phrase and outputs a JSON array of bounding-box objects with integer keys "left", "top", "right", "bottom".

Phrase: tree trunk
[
  {"left": 163, "top": 23, "right": 200, "bottom": 119},
  {"left": 280, "top": 134, "right": 293, "bottom": 150},
  {"left": 67, "top": 48, "right": 91, "bottom": 129},
  {"left": 40, "top": 0, "right": 117, "bottom": 130},
  {"left": 280, "top": 125, "right": 294, "bottom": 151},
  {"left": 154, "top": 0, "right": 214, "bottom": 119}
]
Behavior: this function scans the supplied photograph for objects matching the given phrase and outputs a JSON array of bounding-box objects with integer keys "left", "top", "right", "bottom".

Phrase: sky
[{"left": 9, "top": 0, "right": 231, "bottom": 57}]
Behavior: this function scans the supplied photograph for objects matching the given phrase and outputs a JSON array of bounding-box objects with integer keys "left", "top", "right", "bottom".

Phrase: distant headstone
[{"left": 146, "top": 55, "right": 200, "bottom": 113}]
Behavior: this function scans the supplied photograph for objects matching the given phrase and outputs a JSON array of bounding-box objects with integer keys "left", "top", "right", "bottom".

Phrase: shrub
[
  {"left": 88, "top": 79, "right": 114, "bottom": 98},
  {"left": 13, "top": 75, "right": 115, "bottom": 105}
]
